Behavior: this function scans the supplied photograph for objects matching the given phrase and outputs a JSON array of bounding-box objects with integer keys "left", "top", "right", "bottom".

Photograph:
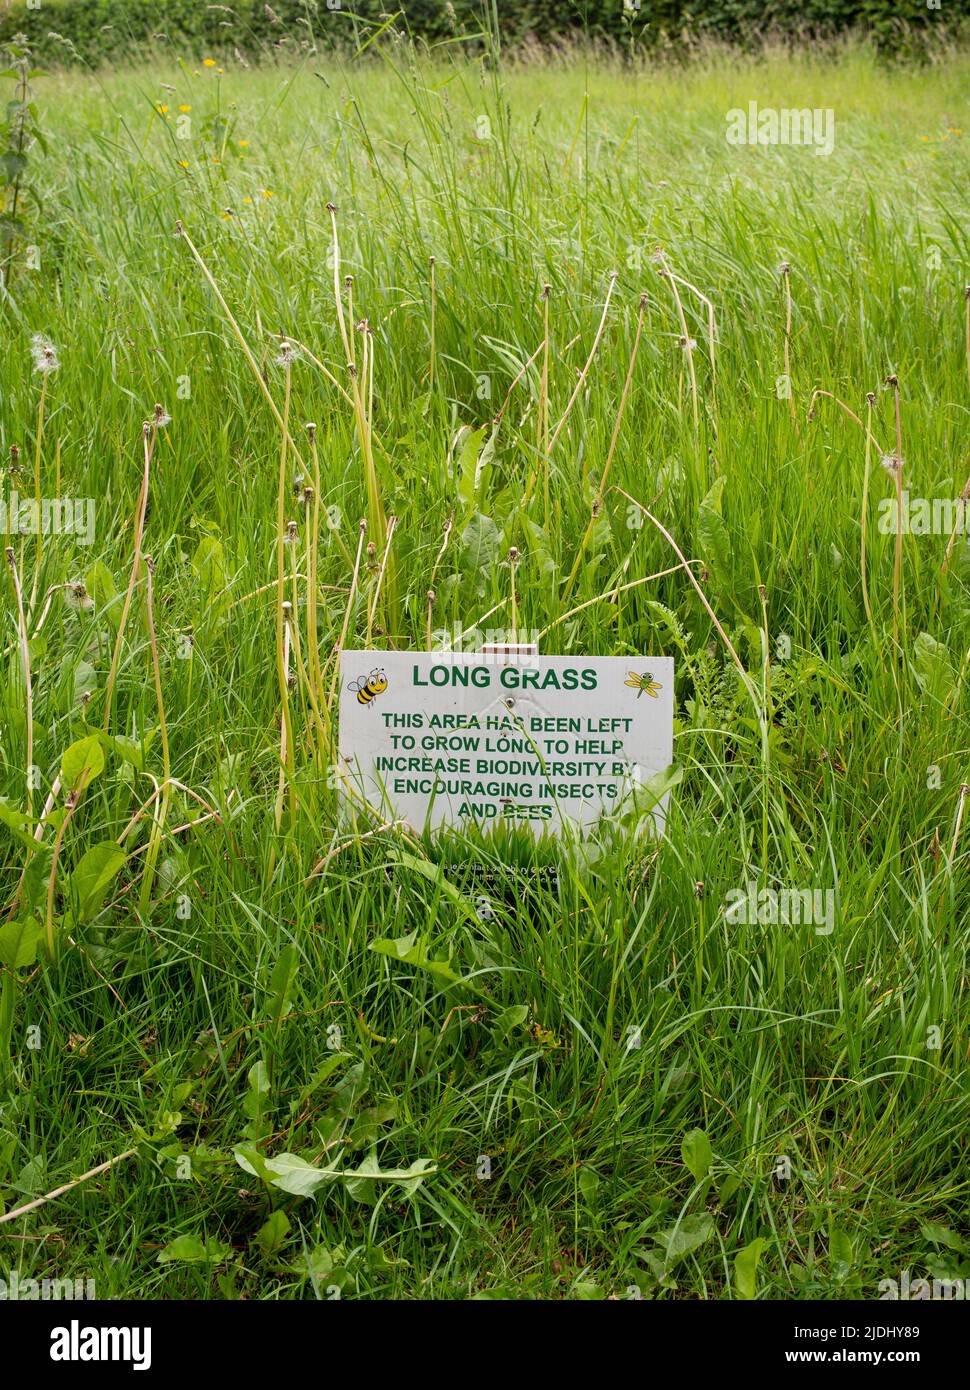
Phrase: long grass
[{"left": 0, "top": 37, "right": 968, "bottom": 1298}]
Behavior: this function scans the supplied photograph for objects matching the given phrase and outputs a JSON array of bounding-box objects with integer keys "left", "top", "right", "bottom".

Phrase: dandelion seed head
[
  {"left": 66, "top": 581, "right": 94, "bottom": 612},
  {"left": 275, "top": 339, "right": 300, "bottom": 367},
  {"left": 30, "top": 334, "right": 60, "bottom": 375}
]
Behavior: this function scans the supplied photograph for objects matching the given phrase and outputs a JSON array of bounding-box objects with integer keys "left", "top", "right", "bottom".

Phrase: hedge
[{"left": 0, "top": 0, "right": 967, "bottom": 66}]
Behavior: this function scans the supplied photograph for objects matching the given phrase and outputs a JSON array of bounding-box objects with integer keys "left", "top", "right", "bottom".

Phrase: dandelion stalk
[
  {"left": 176, "top": 220, "right": 310, "bottom": 475},
  {"left": 547, "top": 271, "right": 619, "bottom": 454},
  {"left": 779, "top": 262, "right": 799, "bottom": 435},
  {"left": 429, "top": 255, "right": 437, "bottom": 393},
  {"left": 103, "top": 416, "right": 159, "bottom": 733},
  {"left": 0, "top": 1148, "right": 137, "bottom": 1227},
  {"left": 27, "top": 369, "right": 48, "bottom": 614},
  {"left": 564, "top": 292, "right": 647, "bottom": 603},
  {"left": 654, "top": 251, "right": 699, "bottom": 430},
  {"left": 367, "top": 515, "right": 397, "bottom": 646},
  {"left": 426, "top": 516, "right": 453, "bottom": 649},
  {"left": 888, "top": 374, "right": 905, "bottom": 649},
  {"left": 288, "top": 604, "right": 332, "bottom": 766},
  {"left": 305, "top": 424, "right": 323, "bottom": 693},
  {"left": 609, "top": 485, "right": 762, "bottom": 724},
  {"left": 941, "top": 468, "right": 970, "bottom": 575},
  {"left": 807, "top": 389, "right": 885, "bottom": 455},
  {"left": 274, "top": 601, "right": 294, "bottom": 835},
  {"left": 667, "top": 268, "right": 717, "bottom": 399},
  {"left": 5, "top": 547, "right": 33, "bottom": 824},
  {"left": 138, "top": 556, "right": 171, "bottom": 915},
  {"left": 538, "top": 562, "right": 690, "bottom": 639},
  {"left": 949, "top": 782, "right": 969, "bottom": 868},
  {"left": 328, "top": 518, "right": 367, "bottom": 713},
  {"left": 46, "top": 759, "right": 94, "bottom": 959},
  {"left": 275, "top": 349, "right": 298, "bottom": 828},
  {"left": 327, "top": 206, "right": 392, "bottom": 616},
  {"left": 327, "top": 207, "right": 385, "bottom": 541},
  {"left": 860, "top": 393, "right": 876, "bottom": 629},
  {"left": 537, "top": 284, "right": 551, "bottom": 458},
  {"left": 537, "top": 283, "right": 551, "bottom": 521}
]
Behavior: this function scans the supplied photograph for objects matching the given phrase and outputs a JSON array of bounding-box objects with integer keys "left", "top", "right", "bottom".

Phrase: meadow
[{"left": 0, "top": 35, "right": 969, "bottom": 1299}]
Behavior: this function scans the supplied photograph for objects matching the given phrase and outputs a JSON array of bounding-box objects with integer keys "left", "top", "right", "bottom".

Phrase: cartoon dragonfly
[{"left": 624, "top": 671, "right": 663, "bottom": 699}]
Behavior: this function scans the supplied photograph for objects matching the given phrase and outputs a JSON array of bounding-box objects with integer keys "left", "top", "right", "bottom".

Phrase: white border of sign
[{"left": 338, "top": 650, "right": 674, "bottom": 838}]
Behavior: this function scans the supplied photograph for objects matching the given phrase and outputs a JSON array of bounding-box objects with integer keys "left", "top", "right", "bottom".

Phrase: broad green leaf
[
  {"left": 157, "top": 1233, "right": 234, "bottom": 1266},
  {"left": 719, "top": 1173, "right": 742, "bottom": 1205},
  {"left": 100, "top": 731, "right": 144, "bottom": 771},
  {"left": 252, "top": 1210, "right": 290, "bottom": 1257},
  {"left": 265, "top": 944, "right": 300, "bottom": 1022},
  {"left": 653, "top": 1213, "right": 715, "bottom": 1268},
  {"left": 920, "top": 1222, "right": 966, "bottom": 1252},
  {"left": 344, "top": 1153, "right": 435, "bottom": 1203},
  {"left": 72, "top": 660, "right": 98, "bottom": 706},
  {"left": 829, "top": 1225, "right": 854, "bottom": 1273},
  {"left": 385, "top": 850, "right": 478, "bottom": 923},
  {"left": 261, "top": 1152, "right": 340, "bottom": 1197},
  {"left": 233, "top": 1144, "right": 276, "bottom": 1187},
  {"left": 696, "top": 475, "right": 733, "bottom": 595},
  {"left": 572, "top": 1280, "right": 603, "bottom": 1299},
  {"left": 578, "top": 1168, "right": 600, "bottom": 1205},
  {"left": 0, "top": 916, "right": 43, "bottom": 970},
  {"left": 70, "top": 841, "right": 126, "bottom": 921},
  {"left": 734, "top": 1236, "right": 766, "bottom": 1299},
  {"left": 912, "top": 632, "right": 956, "bottom": 704},
  {"left": 455, "top": 424, "right": 487, "bottom": 512},
  {"left": 85, "top": 560, "right": 119, "bottom": 629},
  {"left": 0, "top": 797, "right": 37, "bottom": 851},
  {"left": 369, "top": 932, "right": 459, "bottom": 982},
  {"left": 192, "top": 535, "right": 227, "bottom": 592},
  {"left": 0, "top": 151, "right": 27, "bottom": 179},
  {"left": 61, "top": 735, "right": 105, "bottom": 790},
  {"left": 492, "top": 1004, "right": 529, "bottom": 1041},
  {"left": 681, "top": 1128, "right": 713, "bottom": 1183},
  {"left": 459, "top": 511, "right": 500, "bottom": 572},
  {"left": 235, "top": 1146, "right": 435, "bottom": 1201}
]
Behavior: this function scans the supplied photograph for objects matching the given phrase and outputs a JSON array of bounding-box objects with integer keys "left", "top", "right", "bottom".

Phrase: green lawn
[{"left": 0, "top": 38, "right": 969, "bottom": 1299}]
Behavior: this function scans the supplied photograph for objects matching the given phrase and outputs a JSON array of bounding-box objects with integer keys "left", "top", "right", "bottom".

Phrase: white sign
[{"left": 338, "top": 650, "right": 674, "bottom": 836}]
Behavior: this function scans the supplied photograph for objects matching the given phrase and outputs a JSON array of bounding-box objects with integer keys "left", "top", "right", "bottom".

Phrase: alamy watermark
[
  {"left": 724, "top": 881, "right": 835, "bottom": 935},
  {"left": 0, "top": 1269, "right": 96, "bottom": 1300},
  {"left": 879, "top": 1270, "right": 967, "bottom": 1300},
  {"left": 878, "top": 490, "right": 970, "bottom": 536},
  {"left": 0, "top": 491, "right": 96, "bottom": 546},
  {"left": 726, "top": 101, "right": 835, "bottom": 157}
]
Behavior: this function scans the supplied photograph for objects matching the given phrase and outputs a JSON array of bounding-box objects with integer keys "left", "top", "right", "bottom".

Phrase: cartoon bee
[
  {"left": 348, "top": 668, "right": 389, "bottom": 707},
  {"left": 624, "top": 671, "right": 663, "bottom": 699}
]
